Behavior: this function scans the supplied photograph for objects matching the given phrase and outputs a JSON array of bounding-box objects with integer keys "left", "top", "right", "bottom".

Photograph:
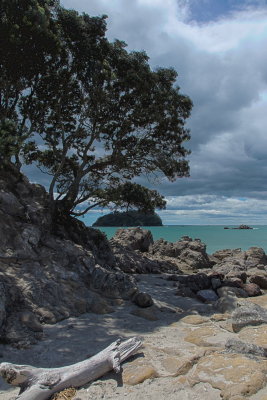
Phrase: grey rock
[
  {"left": 175, "top": 284, "right": 197, "bottom": 298},
  {"left": 110, "top": 241, "right": 166, "bottom": 274},
  {"left": 133, "top": 292, "right": 154, "bottom": 308},
  {"left": 0, "top": 283, "right": 6, "bottom": 328},
  {"left": 211, "top": 248, "right": 243, "bottom": 262},
  {"left": 150, "top": 237, "right": 211, "bottom": 270},
  {"left": 242, "top": 282, "right": 262, "bottom": 297},
  {"left": 211, "top": 277, "right": 222, "bottom": 290},
  {"left": 197, "top": 289, "right": 218, "bottom": 302},
  {"left": 90, "top": 264, "right": 138, "bottom": 299},
  {"left": 217, "top": 286, "right": 248, "bottom": 298},
  {"left": 249, "top": 273, "right": 267, "bottom": 289},
  {"left": 214, "top": 295, "right": 239, "bottom": 314},
  {"left": 170, "top": 273, "right": 211, "bottom": 292},
  {"left": 232, "top": 303, "right": 267, "bottom": 332},
  {"left": 19, "top": 311, "right": 43, "bottom": 332},
  {"left": 112, "top": 227, "right": 153, "bottom": 252},
  {"left": 245, "top": 247, "right": 267, "bottom": 267},
  {"left": 225, "top": 338, "right": 267, "bottom": 357},
  {"left": 0, "top": 191, "right": 24, "bottom": 217}
]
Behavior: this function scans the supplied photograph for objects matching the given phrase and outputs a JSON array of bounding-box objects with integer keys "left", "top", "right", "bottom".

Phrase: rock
[
  {"left": 131, "top": 307, "right": 158, "bottom": 321},
  {"left": 89, "top": 295, "right": 114, "bottom": 314},
  {"left": 239, "top": 325, "right": 267, "bottom": 347},
  {"left": 222, "top": 277, "right": 245, "bottom": 288},
  {"left": 180, "top": 315, "right": 209, "bottom": 325},
  {"left": 133, "top": 292, "right": 154, "bottom": 308},
  {"left": 35, "top": 308, "right": 56, "bottom": 324},
  {"left": 19, "top": 311, "right": 43, "bottom": 332},
  {"left": 89, "top": 264, "right": 138, "bottom": 299},
  {"left": 174, "top": 284, "right": 197, "bottom": 298},
  {"left": 225, "top": 338, "right": 267, "bottom": 357},
  {"left": 161, "top": 353, "right": 203, "bottom": 376},
  {"left": 232, "top": 303, "right": 267, "bottom": 332},
  {"left": 0, "top": 163, "right": 145, "bottom": 345},
  {"left": 110, "top": 241, "right": 166, "bottom": 274},
  {"left": 245, "top": 247, "right": 267, "bottom": 267},
  {"left": 213, "top": 263, "right": 246, "bottom": 277},
  {"left": 0, "top": 191, "right": 24, "bottom": 217},
  {"left": 249, "top": 274, "right": 267, "bottom": 289},
  {"left": 197, "top": 289, "right": 218, "bottom": 302},
  {"left": 211, "top": 248, "right": 243, "bottom": 262},
  {"left": 225, "top": 271, "right": 247, "bottom": 283},
  {"left": 214, "top": 294, "right": 239, "bottom": 313},
  {"left": 242, "top": 282, "right": 262, "bottom": 296},
  {"left": 184, "top": 325, "right": 222, "bottom": 347},
  {"left": 122, "top": 362, "right": 157, "bottom": 385},
  {"left": 112, "top": 227, "right": 154, "bottom": 252},
  {"left": 3, "top": 313, "right": 43, "bottom": 348},
  {"left": 150, "top": 237, "right": 211, "bottom": 270},
  {"left": 0, "top": 282, "right": 6, "bottom": 328},
  {"left": 217, "top": 286, "right": 248, "bottom": 298},
  {"left": 211, "top": 277, "right": 222, "bottom": 290},
  {"left": 248, "top": 294, "right": 267, "bottom": 309},
  {"left": 171, "top": 273, "right": 211, "bottom": 292},
  {"left": 187, "top": 352, "right": 267, "bottom": 399}
]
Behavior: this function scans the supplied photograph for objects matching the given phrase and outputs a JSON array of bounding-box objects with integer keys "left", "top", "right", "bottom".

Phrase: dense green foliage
[
  {"left": 0, "top": 0, "right": 192, "bottom": 217},
  {"left": 92, "top": 211, "right": 163, "bottom": 227}
]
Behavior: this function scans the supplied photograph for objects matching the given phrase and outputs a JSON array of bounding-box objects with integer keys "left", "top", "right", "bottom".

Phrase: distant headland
[{"left": 92, "top": 210, "right": 163, "bottom": 227}]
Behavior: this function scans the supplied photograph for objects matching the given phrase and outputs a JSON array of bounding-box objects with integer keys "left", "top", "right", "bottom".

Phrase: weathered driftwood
[{"left": 0, "top": 337, "right": 142, "bottom": 400}]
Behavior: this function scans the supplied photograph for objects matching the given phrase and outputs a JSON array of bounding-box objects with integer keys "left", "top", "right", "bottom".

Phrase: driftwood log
[{"left": 0, "top": 337, "right": 142, "bottom": 400}]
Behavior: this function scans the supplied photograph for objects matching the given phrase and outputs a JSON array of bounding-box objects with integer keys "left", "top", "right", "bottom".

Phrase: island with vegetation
[{"left": 93, "top": 210, "right": 163, "bottom": 227}]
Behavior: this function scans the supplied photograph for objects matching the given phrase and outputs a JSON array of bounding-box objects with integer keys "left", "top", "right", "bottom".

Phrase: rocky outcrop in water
[{"left": 92, "top": 210, "right": 163, "bottom": 227}]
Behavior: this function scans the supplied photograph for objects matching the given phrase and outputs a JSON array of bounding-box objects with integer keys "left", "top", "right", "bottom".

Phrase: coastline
[{"left": 91, "top": 224, "right": 267, "bottom": 254}]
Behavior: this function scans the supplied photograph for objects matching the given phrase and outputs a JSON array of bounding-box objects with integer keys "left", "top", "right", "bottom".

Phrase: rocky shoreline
[{"left": 2, "top": 165, "right": 267, "bottom": 399}]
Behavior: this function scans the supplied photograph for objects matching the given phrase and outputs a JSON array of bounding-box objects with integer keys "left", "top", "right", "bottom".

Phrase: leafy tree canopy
[{"left": 0, "top": 0, "right": 193, "bottom": 218}]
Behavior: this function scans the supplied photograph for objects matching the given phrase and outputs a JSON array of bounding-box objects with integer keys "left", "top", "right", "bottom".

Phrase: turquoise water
[{"left": 85, "top": 224, "right": 267, "bottom": 254}]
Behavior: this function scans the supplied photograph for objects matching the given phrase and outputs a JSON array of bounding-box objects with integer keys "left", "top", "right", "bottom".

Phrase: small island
[
  {"left": 92, "top": 210, "right": 163, "bottom": 227},
  {"left": 224, "top": 225, "right": 253, "bottom": 230}
]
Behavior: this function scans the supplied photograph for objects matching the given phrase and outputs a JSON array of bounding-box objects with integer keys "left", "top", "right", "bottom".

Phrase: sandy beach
[{"left": 1, "top": 274, "right": 267, "bottom": 400}]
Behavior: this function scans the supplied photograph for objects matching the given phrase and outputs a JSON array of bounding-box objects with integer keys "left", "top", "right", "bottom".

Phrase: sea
[{"left": 81, "top": 221, "right": 267, "bottom": 255}]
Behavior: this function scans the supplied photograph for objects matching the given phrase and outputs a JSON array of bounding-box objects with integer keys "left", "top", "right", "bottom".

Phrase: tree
[
  {"left": 76, "top": 182, "right": 166, "bottom": 217},
  {"left": 0, "top": 0, "right": 60, "bottom": 167},
  {"left": 1, "top": 1, "right": 193, "bottom": 218}
]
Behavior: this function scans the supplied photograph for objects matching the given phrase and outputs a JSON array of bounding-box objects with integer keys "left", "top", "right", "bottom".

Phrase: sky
[{"left": 27, "top": 0, "right": 267, "bottom": 225}]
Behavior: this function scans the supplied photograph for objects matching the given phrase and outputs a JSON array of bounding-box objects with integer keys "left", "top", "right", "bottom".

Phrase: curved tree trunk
[{"left": 0, "top": 337, "right": 142, "bottom": 400}]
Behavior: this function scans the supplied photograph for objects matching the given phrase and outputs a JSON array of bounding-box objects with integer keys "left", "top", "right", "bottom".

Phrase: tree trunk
[{"left": 0, "top": 337, "right": 142, "bottom": 400}]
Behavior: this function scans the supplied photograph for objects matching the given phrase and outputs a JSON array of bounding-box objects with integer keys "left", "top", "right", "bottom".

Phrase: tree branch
[{"left": 0, "top": 337, "right": 142, "bottom": 400}]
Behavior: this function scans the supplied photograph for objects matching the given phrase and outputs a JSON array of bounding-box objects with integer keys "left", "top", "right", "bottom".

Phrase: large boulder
[
  {"left": 112, "top": 227, "right": 154, "bottom": 252},
  {"left": 245, "top": 247, "right": 267, "bottom": 268},
  {"left": 232, "top": 302, "right": 267, "bottom": 332},
  {"left": 150, "top": 237, "right": 211, "bottom": 271},
  {"left": 168, "top": 273, "right": 211, "bottom": 292},
  {"left": 110, "top": 241, "right": 170, "bottom": 274}
]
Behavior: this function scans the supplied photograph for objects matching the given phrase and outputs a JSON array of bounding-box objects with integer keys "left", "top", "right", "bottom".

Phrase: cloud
[{"left": 29, "top": 0, "right": 267, "bottom": 224}]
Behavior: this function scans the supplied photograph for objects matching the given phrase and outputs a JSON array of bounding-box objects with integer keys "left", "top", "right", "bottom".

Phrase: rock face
[
  {"left": 112, "top": 227, "right": 154, "bottom": 252},
  {"left": 92, "top": 210, "right": 163, "bottom": 226},
  {"left": 149, "top": 236, "right": 212, "bottom": 271},
  {"left": 0, "top": 163, "right": 138, "bottom": 346},
  {"left": 232, "top": 302, "right": 267, "bottom": 332}
]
